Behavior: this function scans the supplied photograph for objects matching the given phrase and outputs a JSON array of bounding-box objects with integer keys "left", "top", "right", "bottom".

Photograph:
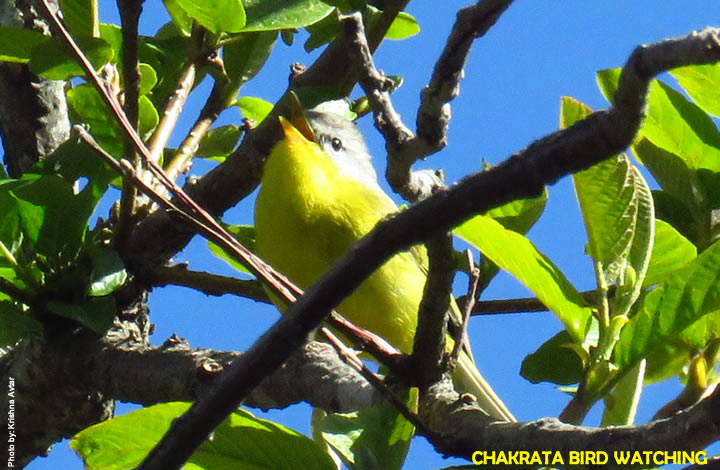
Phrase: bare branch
[
  {"left": 150, "top": 265, "right": 270, "bottom": 303},
  {"left": 340, "top": 0, "right": 514, "bottom": 201},
  {"left": 420, "top": 379, "right": 720, "bottom": 467}
]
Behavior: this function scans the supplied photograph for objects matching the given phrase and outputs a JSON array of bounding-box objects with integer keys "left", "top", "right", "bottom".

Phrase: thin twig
[
  {"left": 150, "top": 265, "right": 270, "bottom": 303},
  {"left": 319, "top": 327, "right": 435, "bottom": 438},
  {"left": 450, "top": 250, "right": 478, "bottom": 361}
]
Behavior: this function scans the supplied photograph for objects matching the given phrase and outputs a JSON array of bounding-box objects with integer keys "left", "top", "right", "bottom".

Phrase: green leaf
[
  {"left": 174, "top": 0, "right": 246, "bottom": 34},
  {"left": 320, "top": 0, "right": 366, "bottom": 12},
  {"left": 47, "top": 296, "right": 116, "bottom": 335},
  {"left": 317, "top": 387, "right": 416, "bottom": 470},
  {"left": 0, "top": 301, "right": 43, "bottom": 348},
  {"left": 615, "top": 239, "right": 720, "bottom": 368},
  {"left": 207, "top": 225, "right": 256, "bottom": 275},
  {"left": 59, "top": 0, "right": 98, "bottom": 38},
  {"left": 163, "top": 0, "right": 194, "bottom": 36},
  {"left": 138, "top": 34, "right": 191, "bottom": 109},
  {"left": 29, "top": 36, "right": 113, "bottom": 80},
  {"left": 304, "top": 12, "right": 339, "bottom": 52},
  {"left": 385, "top": 11, "right": 420, "bottom": 40},
  {"left": 11, "top": 174, "right": 94, "bottom": 259},
  {"left": 0, "top": 27, "right": 48, "bottom": 63},
  {"left": 454, "top": 215, "right": 592, "bottom": 343},
  {"left": 601, "top": 359, "right": 645, "bottom": 426},
  {"left": 520, "top": 330, "right": 584, "bottom": 385},
  {"left": 236, "top": 96, "right": 274, "bottom": 123},
  {"left": 241, "top": 0, "right": 334, "bottom": 32},
  {"left": 138, "top": 95, "right": 159, "bottom": 139},
  {"left": 72, "top": 403, "right": 336, "bottom": 470},
  {"left": 563, "top": 96, "right": 654, "bottom": 318},
  {"left": 598, "top": 68, "right": 720, "bottom": 172},
  {"left": 224, "top": 31, "right": 277, "bottom": 85},
  {"left": 138, "top": 63, "right": 158, "bottom": 95},
  {"left": 671, "top": 63, "right": 720, "bottom": 118},
  {"left": 644, "top": 220, "right": 697, "bottom": 287},
  {"left": 87, "top": 248, "right": 127, "bottom": 297},
  {"left": 195, "top": 125, "right": 242, "bottom": 162},
  {"left": 474, "top": 174, "right": 547, "bottom": 290}
]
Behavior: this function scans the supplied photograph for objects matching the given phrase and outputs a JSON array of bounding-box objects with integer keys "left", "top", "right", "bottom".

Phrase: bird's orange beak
[{"left": 286, "top": 92, "right": 316, "bottom": 142}]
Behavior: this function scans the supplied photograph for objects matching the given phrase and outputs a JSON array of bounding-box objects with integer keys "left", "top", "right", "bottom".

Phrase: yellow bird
[{"left": 254, "top": 111, "right": 514, "bottom": 422}]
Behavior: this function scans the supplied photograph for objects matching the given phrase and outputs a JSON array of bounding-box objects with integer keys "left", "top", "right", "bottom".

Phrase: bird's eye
[{"left": 330, "top": 137, "right": 343, "bottom": 152}]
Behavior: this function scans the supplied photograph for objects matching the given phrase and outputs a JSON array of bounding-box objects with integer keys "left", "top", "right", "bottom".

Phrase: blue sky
[{"left": 26, "top": 1, "right": 720, "bottom": 469}]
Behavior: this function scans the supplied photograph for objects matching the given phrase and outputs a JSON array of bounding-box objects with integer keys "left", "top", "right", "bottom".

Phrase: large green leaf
[
  {"left": 11, "top": 174, "right": 94, "bottom": 259},
  {"left": 644, "top": 220, "right": 697, "bottom": 287},
  {"left": 520, "top": 329, "right": 584, "bottom": 385},
  {"left": 601, "top": 359, "right": 645, "bottom": 426},
  {"left": 597, "top": 68, "right": 720, "bottom": 172},
  {"left": 67, "top": 85, "right": 158, "bottom": 155},
  {"left": 454, "top": 215, "right": 592, "bottom": 342},
  {"left": 236, "top": 96, "right": 274, "bottom": 123},
  {"left": 671, "top": 63, "right": 720, "bottom": 118},
  {"left": 174, "top": 0, "right": 246, "bottom": 34},
  {"left": 58, "top": 0, "right": 98, "bottom": 38},
  {"left": 473, "top": 180, "right": 547, "bottom": 291},
  {"left": 241, "top": 0, "right": 334, "bottom": 32},
  {"left": 0, "top": 27, "right": 48, "bottom": 63},
  {"left": 224, "top": 31, "right": 277, "bottom": 85},
  {"left": 615, "top": 239, "right": 720, "bottom": 368},
  {"left": 316, "top": 387, "right": 416, "bottom": 470},
  {"left": 195, "top": 125, "right": 243, "bottom": 162},
  {"left": 29, "top": 36, "right": 113, "bottom": 80},
  {"left": 563, "top": 96, "right": 654, "bottom": 318},
  {"left": 72, "top": 403, "right": 335, "bottom": 470}
]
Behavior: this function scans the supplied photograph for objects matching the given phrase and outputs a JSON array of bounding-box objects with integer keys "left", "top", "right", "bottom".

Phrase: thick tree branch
[
  {"left": 420, "top": 379, "right": 720, "bottom": 467},
  {"left": 0, "top": 0, "right": 68, "bottom": 177}
]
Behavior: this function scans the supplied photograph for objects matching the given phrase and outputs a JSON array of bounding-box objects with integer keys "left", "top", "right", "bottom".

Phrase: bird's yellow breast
[{"left": 254, "top": 131, "right": 427, "bottom": 352}]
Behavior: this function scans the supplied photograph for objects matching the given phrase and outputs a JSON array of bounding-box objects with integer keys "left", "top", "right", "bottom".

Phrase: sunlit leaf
[
  {"left": 615, "top": 240, "right": 720, "bottom": 368},
  {"left": 207, "top": 225, "right": 256, "bottom": 275},
  {"left": 317, "top": 387, "right": 416, "bottom": 470},
  {"left": 644, "top": 220, "right": 696, "bottom": 287},
  {"left": 236, "top": 96, "right": 274, "bottom": 123},
  {"left": 224, "top": 31, "right": 277, "bottom": 85},
  {"left": 455, "top": 215, "right": 592, "bottom": 342},
  {"left": 72, "top": 403, "right": 335, "bottom": 470},
  {"left": 195, "top": 125, "right": 242, "bottom": 162},
  {"left": 671, "top": 63, "right": 720, "bottom": 118},
  {"left": 563, "top": 96, "right": 653, "bottom": 318},
  {"left": 0, "top": 27, "right": 48, "bottom": 63},
  {"left": 241, "top": 0, "right": 334, "bottom": 32},
  {"left": 601, "top": 360, "right": 645, "bottom": 426},
  {"left": 59, "top": 0, "right": 98, "bottom": 38},
  {"left": 521, "top": 330, "right": 584, "bottom": 385},
  {"left": 174, "top": 0, "right": 246, "bottom": 34},
  {"left": 29, "top": 36, "right": 113, "bottom": 80}
]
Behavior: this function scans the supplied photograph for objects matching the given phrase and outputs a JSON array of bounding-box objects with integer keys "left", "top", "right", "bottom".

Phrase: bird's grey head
[{"left": 305, "top": 111, "right": 380, "bottom": 189}]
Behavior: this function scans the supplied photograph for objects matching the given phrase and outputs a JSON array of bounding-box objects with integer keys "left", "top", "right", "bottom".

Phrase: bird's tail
[{"left": 453, "top": 351, "right": 515, "bottom": 422}]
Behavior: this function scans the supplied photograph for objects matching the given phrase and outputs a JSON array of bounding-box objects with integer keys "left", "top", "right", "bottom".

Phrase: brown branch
[
  {"left": 419, "top": 379, "right": 720, "bottom": 468},
  {"left": 150, "top": 265, "right": 270, "bottom": 303},
  {"left": 407, "top": 233, "right": 454, "bottom": 387},
  {"left": 341, "top": 1, "right": 514, "bottom": 201}
]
